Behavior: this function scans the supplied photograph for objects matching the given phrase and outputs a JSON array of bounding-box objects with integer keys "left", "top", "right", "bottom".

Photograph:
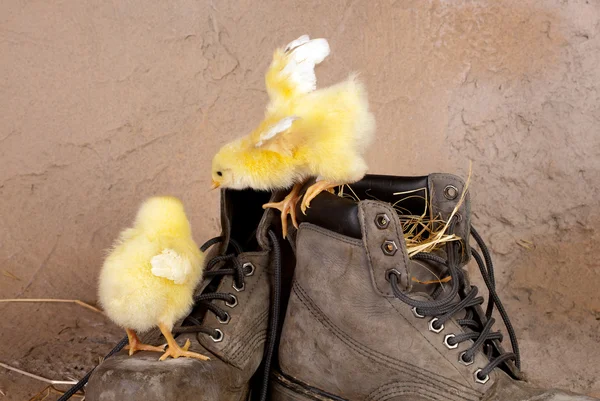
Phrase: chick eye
[{"left": 216, "top": 171, "right": 223, "bottom": 177}]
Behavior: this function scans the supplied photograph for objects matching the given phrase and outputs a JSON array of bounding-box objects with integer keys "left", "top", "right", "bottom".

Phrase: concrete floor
[{"left": 1, "top": 0, "right": 599, "bottom": 399}]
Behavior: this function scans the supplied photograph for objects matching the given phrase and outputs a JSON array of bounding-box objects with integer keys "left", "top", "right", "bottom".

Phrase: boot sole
[{"left": 271, "top": 371, "right": 348, "bottom": 401}]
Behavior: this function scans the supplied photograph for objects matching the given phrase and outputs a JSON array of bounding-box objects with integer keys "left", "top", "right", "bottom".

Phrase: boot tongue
[{"left": 408, "top": 259, "right": 451, "bottom": 296}]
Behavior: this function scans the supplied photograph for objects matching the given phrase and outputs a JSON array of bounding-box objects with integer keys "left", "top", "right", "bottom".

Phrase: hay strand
[
  {"left": 0, "top": 299, "right": 102, "bottom": 314},
  {"left": 412, "top": 276, "right": 452, "bottom": 285},
  {"left": 2, "top": 270, "right": 21, "bottom": 281},
  {"left": 28, "top": 385, "right": 84, "bottom": 401},
  {"left": 516, "top": 239, "right": 535, "bottom": 250},
  {"left": 337, "top": 163, "right": 473, "bottom": 259},
  {"left": 0, "top": 362, "right": 77, "bottom": 386}
]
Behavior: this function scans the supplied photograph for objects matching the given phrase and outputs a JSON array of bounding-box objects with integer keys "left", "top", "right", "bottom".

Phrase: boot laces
[
  {"left": 172, "top": 236, "right": 252, "bottom": 342},
  {"left": 175, "top": 231, "right": 282, "bottom": 401},
  {"left": 387, "top": 220, "right": 520, "bottom": 382}
]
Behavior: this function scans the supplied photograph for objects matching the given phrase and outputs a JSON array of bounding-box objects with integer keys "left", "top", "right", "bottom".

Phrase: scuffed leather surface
[
  {"left": 482, "top": 372, "right": 598, "bottom": 401},
  {"left": 86, "top": 350, "right": 246, "bottom": 401},
  {"left": 278, "top": 223, "right": 489, "bottom": 401}
]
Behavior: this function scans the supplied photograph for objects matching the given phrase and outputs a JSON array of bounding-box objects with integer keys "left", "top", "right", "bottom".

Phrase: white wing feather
[
  {"left": 281, "top": 35, "right": 330, "bottom": 95},
  {"left": 151, "top": 249, "right": 191, "bottom": 285},
  {"left": 256, "top": 116, "right": 298, "bottom": 147}
]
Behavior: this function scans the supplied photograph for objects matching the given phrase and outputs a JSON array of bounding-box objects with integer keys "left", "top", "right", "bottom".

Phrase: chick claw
[
  {"left": 157, "top": 323, "right": 210, "bottom": 361},
  {"left": 125, "top": 343, "right": 166, "bottom": 356},
  {"left": 300, "top": 181, "right": 338, "bottom": 215},
  {"left": 263, "top": 183, "right": 302, "bottom": 238},
  {"left": 158, "top": 338, "right": 210, "bottom": 361},
  {"left": 125, "top": 328, "right": 166, "bottom": 356}
]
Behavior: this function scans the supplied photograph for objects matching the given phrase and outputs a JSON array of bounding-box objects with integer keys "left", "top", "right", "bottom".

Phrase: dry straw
[
  {"left": 0, "top": 299, "right": 99, "bottom": 398},
  {"left": 0, "top": 362, "right": 84, "bottom": 400},
  {"left": 28, "top": 385, "right": 84, "bottom": 401},
  {"left": 337, "top": 164, "right": 472, "bottom": 259},
  {"left": 0, "top": 299, "right": 102, "bottom": 314}
]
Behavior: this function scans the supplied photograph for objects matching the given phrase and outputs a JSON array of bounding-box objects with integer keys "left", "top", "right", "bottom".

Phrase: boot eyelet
[
  {"left": 459, "top": 351, "right": 474, "bottom": 366},
  {"left": 225, "top": 294, "right": 238, "bottom": 308},
  {"left": 375, "top": 213, "right": 390, "bottom": 229},
  {"left": 385, "top": 268, "right": 402, "bottom": 282},
  {"left": 243, "top": 262, "right": 255, "bottom": 276},
  {"left": 211, "top": 329, "right": 224, "bottom": 342},
  {"left": 412, "top": 307, "right": 425, "bottom": 318},
  {"left": 428, "top": 317, "right": 444, "bottom": 333},
  {"left": 444, "top": 185, "right": 459, "bottom": 200},
  {"left": 444, "top": 334, "right": 458, "bottom": 349},
  {"left": 474, "top": 369, "right": 490, "bottom": 384},
  {"left": 233, "top": 281, "right": 245, "bottom": 292},
  {"left": 382, "top": 240, "right": 398, "bottom": 256},
  {"left": 218, "top": 312, "right": 230, "bottom": 324}
]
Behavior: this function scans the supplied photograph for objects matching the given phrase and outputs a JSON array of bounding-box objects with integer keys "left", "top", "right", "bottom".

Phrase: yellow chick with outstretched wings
[
  {"left": 211, "top": 35, "right": 375, "bottom": 237},
  {"left": 98, "top": 196, "right": 208, "bottom": 361}
]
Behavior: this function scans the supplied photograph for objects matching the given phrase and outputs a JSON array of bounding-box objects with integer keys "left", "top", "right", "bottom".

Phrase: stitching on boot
[
  {"left": 235, "top": 331, "right": 268, "bottom": 366},
  {"left": 228, "top": 316, "right": 269, "bottom": 362},
  {"left": 367, "top": 381, "right": 464, "bottom": 401},
  {"left": 292, "top": 282, "right": 481, "bottom": 399},
  {"left": 224, "top": 308, "right": 269, "bottom": 356},
  {"left": 298, "top": 223, "right": 363, "bottom": 246},
  {"left": 370, "top": 388, "right": 442, "bottom": 401}
]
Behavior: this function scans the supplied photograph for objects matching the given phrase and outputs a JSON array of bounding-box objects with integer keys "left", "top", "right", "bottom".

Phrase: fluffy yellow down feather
[
  {"left": 211, "top": 75, "right": 374, "bottom": 191},
  {"left": 98, "top": 196, "right": 208, "bottom": 360}
]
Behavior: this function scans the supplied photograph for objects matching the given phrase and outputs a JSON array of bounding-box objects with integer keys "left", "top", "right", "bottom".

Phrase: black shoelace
[
  {"left": 58, "top": 231, "right": 282, "bottom": 401},
  {"left": 387, "top": 220, "right": 520, "bottom": 383},
  {"left": 175, "top": 231, "right": 282, "bottom": 401},
  {"left": 173, "top": 236, "right": 252, "bottom": 341}
]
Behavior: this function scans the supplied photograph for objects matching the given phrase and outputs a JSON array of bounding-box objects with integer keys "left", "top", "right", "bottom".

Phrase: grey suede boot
[
  {"left": 271, "top": 174, "right": 597, "bottom": 401},
  {"left": 84, "top": 189, "right": 292, "bottom": 401}
]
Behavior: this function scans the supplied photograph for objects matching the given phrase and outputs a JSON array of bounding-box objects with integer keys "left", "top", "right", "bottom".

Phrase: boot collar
[
  {"left": 219, "top": 188, "right": 285, "bottom": 253},
  {"left": 294, "top": 174, "right": 470, "bottom": 256},
  {"left": 292, "top": 173, "right": 472, "bottom": 295}
]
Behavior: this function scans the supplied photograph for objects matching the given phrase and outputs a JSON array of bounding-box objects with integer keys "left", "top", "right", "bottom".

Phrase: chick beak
[{"left": 211, "top": 180, "right": 220, "bottom": 190}]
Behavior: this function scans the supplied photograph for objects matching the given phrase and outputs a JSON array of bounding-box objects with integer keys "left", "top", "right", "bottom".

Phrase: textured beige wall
[{"left": 1, "top": 0, "right": 599, "bottom": 399}]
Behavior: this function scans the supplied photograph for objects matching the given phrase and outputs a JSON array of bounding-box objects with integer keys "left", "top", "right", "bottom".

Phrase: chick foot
[
  {"left": 125, "top": 328, "right": 166, "bottom": 356},
  {"left": 262, "top": 183, "right": 302, "bottom": 238},
  {"left": 300, "top": 181, "right": 338, "bottom": 215},
  {"left": 157, "top": 323, "right": 210, "bottom": 361}
]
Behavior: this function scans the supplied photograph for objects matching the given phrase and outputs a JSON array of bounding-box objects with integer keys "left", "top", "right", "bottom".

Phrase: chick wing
[
  {"left": 266, "top": 35, "right": 330, "bottom": 104},
  {"left": 150, "top": 249, "right": 192, "bottom": 285}
]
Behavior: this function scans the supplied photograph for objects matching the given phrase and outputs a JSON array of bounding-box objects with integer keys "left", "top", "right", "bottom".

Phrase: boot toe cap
[
  {"left": 86, "top": 351, "right": 245, "bottom": 401},
  {"left": 484, "top": 372, "right": 599, "bottom": 401}
]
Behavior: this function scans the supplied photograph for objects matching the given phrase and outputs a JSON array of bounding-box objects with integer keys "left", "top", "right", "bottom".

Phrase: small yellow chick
[
  {"left": 211, "top": 35, "right": 375, "bottom": 236},
  {"left": 98, "top": 196, "right": 208, "bottom": 361}
]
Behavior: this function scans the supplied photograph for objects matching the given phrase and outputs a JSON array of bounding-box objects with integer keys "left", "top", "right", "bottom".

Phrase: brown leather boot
[
  {"left": 84, "top": 189, "right": 292, "bottom": 401},
  {"left": 271, "top": 174, "right": 597, "bottom": 401}
]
